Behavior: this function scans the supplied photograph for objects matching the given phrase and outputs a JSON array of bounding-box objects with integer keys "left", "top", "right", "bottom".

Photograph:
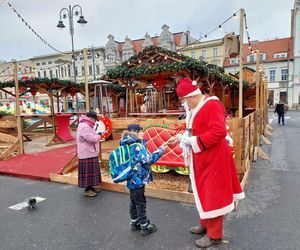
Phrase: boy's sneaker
[
  {"left": 130, "top": 221, "right": 141, "bottom": 231},
  {"left": 141, "top": 222, "right": 157, "bottom": 236}
]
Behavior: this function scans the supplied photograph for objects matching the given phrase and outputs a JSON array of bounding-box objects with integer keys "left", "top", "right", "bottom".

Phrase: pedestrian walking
[
  {"left": 168, "top": 77, "right": 245, "bottom": 248},
  {"left": 274, "top": 100, "right": 288, "bottom": 125},
  {"left": 119, "top": 124, "right": 166, "bottom": 236},
  {"left": 77, "top": 111, "right": 102, "bottom": 197}
]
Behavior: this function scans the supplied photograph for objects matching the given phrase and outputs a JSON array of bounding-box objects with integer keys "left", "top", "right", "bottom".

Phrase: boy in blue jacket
[{"left": 120, "top": 124, "right": 166, "bottom": 236}]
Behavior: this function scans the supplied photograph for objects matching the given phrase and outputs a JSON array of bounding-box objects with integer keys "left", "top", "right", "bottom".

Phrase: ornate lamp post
[{"left": 57, "top": 5, "right": 87, "bottom": 110}]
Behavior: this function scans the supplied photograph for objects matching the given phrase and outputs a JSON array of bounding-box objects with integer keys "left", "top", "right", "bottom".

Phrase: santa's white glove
[
  {"left": 181, "top": 136, "right": 192, "bottom": 146},
  {"left": 176, "top": 133, "right": 183, "bottom": 142}
]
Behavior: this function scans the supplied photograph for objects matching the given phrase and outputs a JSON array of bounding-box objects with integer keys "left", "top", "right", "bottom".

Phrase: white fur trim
[
  {"left": 184, "top": 88, "right": 201, "bottom": 98},
  {"left": 233, "top": 192, "right": 245, "bottom": 200},
  {"left": 189, "top": 160, "right": 204, "bottom": 215},
  {"left": 192, "top": 80, "right": 197, "bottom": 86},
  {"left": 200, "top": 202, "right": 235, "bottom": 219},
  {"left": 190, "top": 136, "right": 201, "bottom": 153},
  {"left": 188, "top": 96, "right": 219, "bottom": 127}
]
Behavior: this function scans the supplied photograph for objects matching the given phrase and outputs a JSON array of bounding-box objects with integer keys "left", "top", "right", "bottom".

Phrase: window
[
  {"left": 37, "top": 71, "right": 41, "bottom": 78},
  {"left": 48, "top": 61, "right": 52, "bottom": 65},
  {"left": 269, "top": 69, "right": 276, "bottom": 82},
  {"left": 201, "top": 50, "right": 206, "bottom": 59},
  {"left": 43, "top": 71, "right": 47, "bottom": 78},
  {"left": 0, "top": 92, "right": 3, "bottom": 99},
  {"left": 213, "top": 48, "right": 218, "bottom": 57},
  {"left": 36, "top": 63, "right": 40, "bottom": 66},
  {"left": 106, "top": 55, "right": 114, "bottom": 62},
  {"left": 96, "top": 65, "right": 100, "bottom": 75},
  {"left": 49, "top": 70, "right": 53, "bottom": 79},
  {"left": 61, "top": 67, "right": 64, "bottom": 77},
  {"left": 75, "top": 67, "right": 78, "bottom": 76},
  {"left": 56, "top": 69, "right": 59, "bottom": 78},
  {"left": 89, "top": 65, "right": 93, "bottom": 75},
  {"left": 260, "top": 53, "right": 266, "bottom": 61},
  {"left": 281, "top": 69, "right": 288, "bottom": 81},
  {"left": 68, "top": 65, "right": 71, "bottom": 77},
  {"left": 82, "top": 66, "right": 85, "bottom": 76},
  {"left": 274, "top": 53, "right": 287, "bottom": 59},
  {"left": 42, "top": 62, "right": 46, "bottom": 65},
  {"left": 230, "top": 58, "right": 239, "bottom": 64},
  {"left": 248, "top": 54, "right": 255, "bottom": 62},
  {"left": 87, "top": 55, "right": 92, "bottom": 59},
  {"left": 191, "top": 51, "right": 195, "bottom": 59}
]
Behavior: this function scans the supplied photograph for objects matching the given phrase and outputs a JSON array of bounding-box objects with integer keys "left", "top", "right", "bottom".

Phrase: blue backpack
[{"left": 109, "top": 143, "right": 137, "bottom": 183}]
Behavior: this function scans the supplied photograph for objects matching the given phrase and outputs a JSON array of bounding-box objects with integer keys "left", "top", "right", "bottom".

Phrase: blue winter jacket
[{"left": 119, "top": 133, "right": 164, "bottom": 190}]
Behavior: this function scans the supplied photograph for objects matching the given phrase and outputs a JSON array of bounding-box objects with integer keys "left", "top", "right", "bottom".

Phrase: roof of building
[
  {"left": 116, "top": 32, "right": 184, "bottom": 53},
  {"left": 223, "top": 37, "right": 293, "bottom": 67}
]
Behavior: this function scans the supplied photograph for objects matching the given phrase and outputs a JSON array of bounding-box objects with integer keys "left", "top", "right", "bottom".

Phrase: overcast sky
[{"left": 0, "top": 0, "right": 295, "bottom": 61}]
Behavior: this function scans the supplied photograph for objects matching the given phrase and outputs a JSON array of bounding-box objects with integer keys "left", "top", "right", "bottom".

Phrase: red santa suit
[
  {"left": 177, "top": 77, "right": 245, "bottom": 240},
  {"left": 187, "top": 96, "right": 245, "bottom": 219}
]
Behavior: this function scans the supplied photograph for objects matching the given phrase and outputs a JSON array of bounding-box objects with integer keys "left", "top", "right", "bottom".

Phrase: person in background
[
  {"left": 168, "top": 77, "right": 245, "bottom": 248},
  {"left": 274, "top": 100, "right": 288, "bottom": 125},
  {"left": 77, "top": 111, "right": 102, "bottom": 197},
  {"left": 120, "top": 124, "right": 166, "bottom": 236}
]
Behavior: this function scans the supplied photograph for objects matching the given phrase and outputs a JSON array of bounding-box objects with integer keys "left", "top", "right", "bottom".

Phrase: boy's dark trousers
[
  {"left": 129, "top": 186, "right": 147, "bottom": 225},
  {"left": 278, "top": 112, "right": 285, "bottom": 125}
]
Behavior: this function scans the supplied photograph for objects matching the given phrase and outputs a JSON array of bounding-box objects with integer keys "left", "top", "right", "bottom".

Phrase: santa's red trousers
[{"left": 199, "top": 215, "right": 224, "bottom": 239}]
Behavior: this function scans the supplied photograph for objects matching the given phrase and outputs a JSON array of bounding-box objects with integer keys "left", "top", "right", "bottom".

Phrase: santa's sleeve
[{"left": 190, "top": 100, "right": 227, "bottom": 153}]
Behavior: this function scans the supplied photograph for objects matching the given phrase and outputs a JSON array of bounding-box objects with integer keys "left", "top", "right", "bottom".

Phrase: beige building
[
  {"left": 0, "top": 59, "right": 34, "bottom": 104},
  {"left": 176, "top": 38, "right": 225, "bottom": 67}
]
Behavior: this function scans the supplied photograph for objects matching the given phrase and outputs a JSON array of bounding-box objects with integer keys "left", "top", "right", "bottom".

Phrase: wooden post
[
  {"left": 56, "top": 94, "right": 60, "bottom": 113},
  {"left": 83, "top": 48, "right": 90, "bottom": 111},
  {"left": 49, "top": 93, "right": 56, "bottom": 137},
  {"left": 254, "top": 50, "right": 260, "bottom": 146},
  {"left": 13, "top": 61, "right": 24, "bottom": 154},
  {"left": 238, "top": 8, "right": 245, "bottom": 118}
]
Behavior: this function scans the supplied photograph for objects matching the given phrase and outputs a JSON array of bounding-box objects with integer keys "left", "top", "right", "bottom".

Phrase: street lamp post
[{"left": 57, "top": 5, "right": 87, "bottom": 111}]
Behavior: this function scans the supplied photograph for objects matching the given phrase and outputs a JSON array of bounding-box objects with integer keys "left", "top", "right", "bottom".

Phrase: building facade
[
  {"left": 224, "top": 38, "right": 294, "bottom": 107},
  {"left": 176, "top": 38, "right": 225, "bottom": 67}
]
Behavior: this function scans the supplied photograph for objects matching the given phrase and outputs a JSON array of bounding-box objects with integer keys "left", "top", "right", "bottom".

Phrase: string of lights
[
  {"left": 177, "top": 9, "right": 240, "bottom": 52},
  {"left": 244, "top": 13, "right": 254, "bottom": 54},
  {"left": 2, "top": 0, "right": 67, "bottom": 55}
]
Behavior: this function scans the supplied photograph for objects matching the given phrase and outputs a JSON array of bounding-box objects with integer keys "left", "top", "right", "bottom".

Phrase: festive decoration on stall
[
  {"left": 143, "top": 124, "right": 188, "bottom": 175},
  {"left": 94, "top": 115, "right": 113, "bottom": 140}
]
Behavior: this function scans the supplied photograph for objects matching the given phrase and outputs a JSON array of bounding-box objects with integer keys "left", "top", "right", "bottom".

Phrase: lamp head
[
  {"left": 57, "top": 20, "right": 65, "bottom": 29},
  {"left": 77, "top": 15, "right": 87, "bottom": 25}
]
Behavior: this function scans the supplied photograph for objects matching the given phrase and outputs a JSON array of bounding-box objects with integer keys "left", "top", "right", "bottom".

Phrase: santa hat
[{"left": 176, "top": 77, "right": 202, "bottom": 98}]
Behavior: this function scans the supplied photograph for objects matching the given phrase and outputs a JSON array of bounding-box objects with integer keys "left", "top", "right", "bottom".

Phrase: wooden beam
[
  {"left": 62, "top": 154, "right": 78, "bottom": 174},
  {"left": 257, "top": 146, "right": 270, "bottom": 160},
  {"left": 0, "top": 139, "right": 20, "bottom": 160},
  {"left": 261, "top": 135, "right": 271, "bottom": 145}
]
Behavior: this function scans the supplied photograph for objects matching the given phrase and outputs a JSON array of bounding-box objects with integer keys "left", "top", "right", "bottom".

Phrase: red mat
[{"left": 0, "top": 145, "right": 77, "bottom": 180}]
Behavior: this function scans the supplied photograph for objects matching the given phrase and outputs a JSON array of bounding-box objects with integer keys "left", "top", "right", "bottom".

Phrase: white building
[{"left": 224, "top": 38, "right": 294, "bottom": 107}]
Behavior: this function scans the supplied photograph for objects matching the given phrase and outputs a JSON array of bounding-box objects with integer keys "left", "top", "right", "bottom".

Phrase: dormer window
[{"left": 274, "top": 53, "right": 288, "bottom": 59}]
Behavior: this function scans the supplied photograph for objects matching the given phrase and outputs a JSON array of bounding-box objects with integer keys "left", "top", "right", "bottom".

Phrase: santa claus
[{"left": 168, "top": 77, "right": 245, "bottom": 248}]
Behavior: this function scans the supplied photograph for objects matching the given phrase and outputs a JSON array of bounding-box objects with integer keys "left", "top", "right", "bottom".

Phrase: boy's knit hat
[{"left": 127, "top": 124, "right": 143, "bottom": 132}]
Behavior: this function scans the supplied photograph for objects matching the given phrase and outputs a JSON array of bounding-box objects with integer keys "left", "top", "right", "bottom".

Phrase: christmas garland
[{"left": 104, "top": 46, "right": 246, "bottom": 88}]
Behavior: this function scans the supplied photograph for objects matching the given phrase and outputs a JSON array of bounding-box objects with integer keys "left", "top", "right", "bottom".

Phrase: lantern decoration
[
  {"left": 153, "top": 77, "right": 168, "bottom": 91},
  {"left": 19, "top": 100, "right": 23, "bottom": 106},
  {"left": 69, "top": 87, "right": 76, "bottom": 97},
  {"left": 29, "top": 87, "right": 37, "bottom": 97},
  {"left": 19, "top": 87, "right": 25, "bottom": 93}
]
